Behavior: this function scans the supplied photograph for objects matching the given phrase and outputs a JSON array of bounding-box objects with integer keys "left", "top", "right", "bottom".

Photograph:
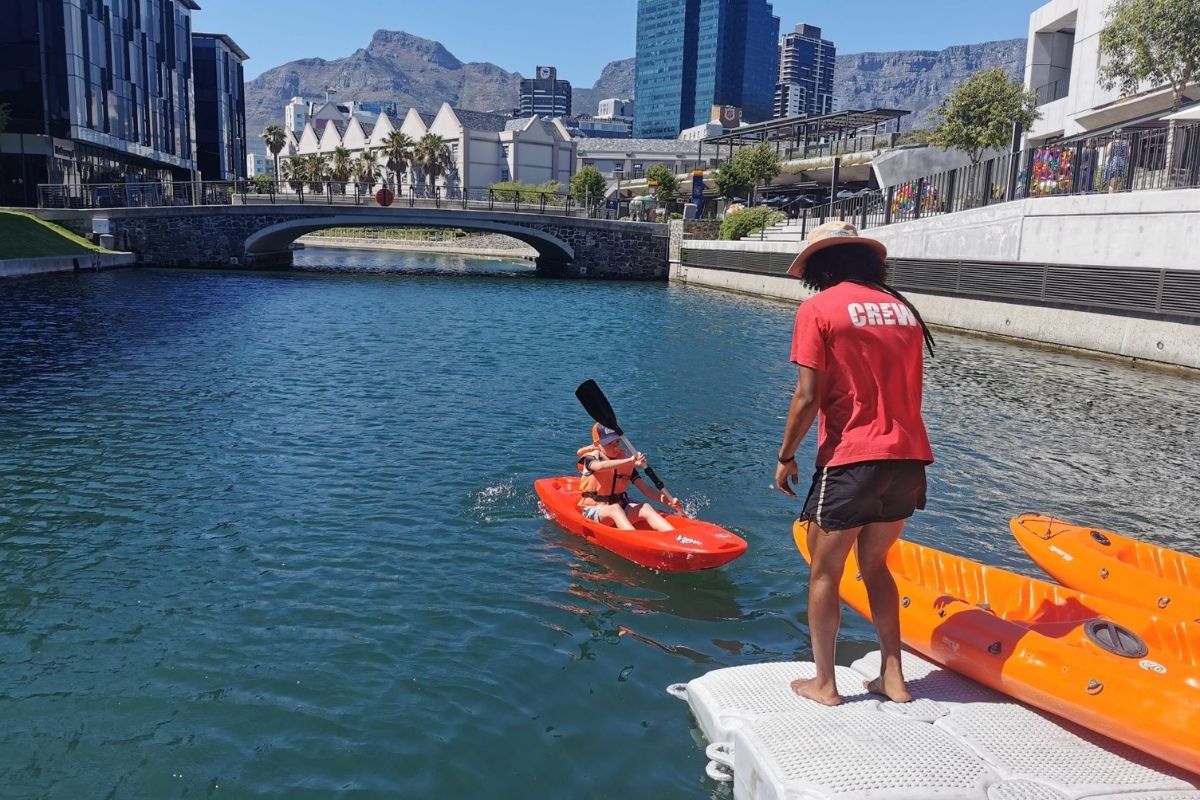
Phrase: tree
[
  {"left": 282, "top": 155, "right": 306, "bottom": 196},
  {"left": 303, "top": 153, "right": 328, "bottom": 193},
  {"left": 416, "top": 133, "right": 452, "bottom": 192},
  {"left": 354, "top": 150, "right": 380, "bottom": 192},
  {"left": 570, "top": 165, "right": 608, "bottom": 208},
  {"left": 644, "top": 164, "right": 679, "bottom": 205},
  {"left": 329, "top": 146, "right": 353, "bottom": 194},
  {"left": 713, "top": 158, "right": 752, "bottom": 201},
  {"left": 380, "top": 131, "right": 415, "bottom": 188},
  {"left": 1100, "top": 0, "right": 1200, "bottom": 177},
  {"left": 929, "top": 68, "right": 1040, "bottom": 164},
  {"left": 261, "top": 125, "right": 286, "bottom": 185},
  {"left": 737, "top": 143, "right": 782, "bottom": 204}
]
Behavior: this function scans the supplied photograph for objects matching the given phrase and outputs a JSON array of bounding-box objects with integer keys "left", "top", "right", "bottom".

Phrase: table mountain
[
  {"left": 834, "top": 39, "right": 1027, "bottom": 130},
  {"left": 245, "top": 32, "right": 1026, "bottom": 137},
  {"left": 244, "top": 30, "right": 524, "bottom": 134}
]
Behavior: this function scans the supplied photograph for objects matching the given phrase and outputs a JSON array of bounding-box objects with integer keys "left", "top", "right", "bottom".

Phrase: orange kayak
[
  {"left": 794, "top": 519, "right": 1200, "bottom": 773},
  {"left": 534, "top": 476, "right": 746, "bottom": 572},
  {"left": 1011, "top": 513, "right": 1200, "bottom": 622}
]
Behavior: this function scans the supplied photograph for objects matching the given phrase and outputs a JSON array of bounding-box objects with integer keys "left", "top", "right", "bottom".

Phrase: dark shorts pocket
[{"left": 800, "top": 460, "right": 927, "bottom": 531}]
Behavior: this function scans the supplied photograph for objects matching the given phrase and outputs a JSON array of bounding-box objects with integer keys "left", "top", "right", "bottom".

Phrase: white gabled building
[
  {"left": 1025, "top": 0, "right": 1200, "bottom": 143},
  {"left": 287, "top": 100, "right": 577, "bottom": 190}
]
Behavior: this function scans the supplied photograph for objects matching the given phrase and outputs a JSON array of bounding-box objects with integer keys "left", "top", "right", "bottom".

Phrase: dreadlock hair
[
  {"left": 800, "top": 243, "right": 888, "bottom": 291},
  {"left": 802, "top": 243, "right": 936, "bottom": 357}
]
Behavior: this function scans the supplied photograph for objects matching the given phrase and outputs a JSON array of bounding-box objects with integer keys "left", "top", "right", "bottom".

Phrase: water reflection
[{"left": 537, "top": 522, "right": 745, "bottom": 623}]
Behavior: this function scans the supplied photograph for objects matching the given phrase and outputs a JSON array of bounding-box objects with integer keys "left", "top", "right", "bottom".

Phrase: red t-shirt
[{"left": 790, "top": 281, "right": 934, "bottom": 468}]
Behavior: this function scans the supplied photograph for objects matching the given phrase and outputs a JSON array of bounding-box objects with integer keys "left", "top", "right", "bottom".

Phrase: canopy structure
[
  {"left": 703, "top": 108, "right": 911, "bottom": 163},
  {"left": 1162, "top": 103, "right": 1200, "bottom": 122}
]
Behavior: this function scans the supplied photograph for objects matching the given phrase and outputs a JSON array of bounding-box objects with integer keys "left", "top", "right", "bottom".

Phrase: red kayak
[{"left": 534, "top": 476, "right": 747, "bottom": 572}]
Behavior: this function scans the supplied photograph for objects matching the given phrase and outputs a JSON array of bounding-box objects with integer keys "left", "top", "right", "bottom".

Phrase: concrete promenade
[
  {"left": 0, "top": 252, "right": 136, "bottom": 279},
  {"left": 867, "top": 189, "right": 1200, "bottom": 271}
]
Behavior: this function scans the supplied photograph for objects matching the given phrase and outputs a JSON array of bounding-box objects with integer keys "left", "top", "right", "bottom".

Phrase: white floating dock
[{"left": 669, "top": 650, "right": 1200, "bottom": 800}]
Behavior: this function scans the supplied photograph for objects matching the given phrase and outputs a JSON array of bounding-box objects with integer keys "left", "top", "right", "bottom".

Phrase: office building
[
  {"left": 634, "top": 0, "right": 779, "bottom": 139},
  {"left": 0, "top": 0, "right": 201, "bottom": 206},
  {"left": 774, "top": 24, "right": 836, "bottom": 119},
  {"left": 597, "top": 98, "right": 634, "bottom": 120},
  {"left": 192, "top": 33, "right": 249, "bottom": 181},
  {"left": 519, "top": 66, "right": 572, "bottom": 118}
]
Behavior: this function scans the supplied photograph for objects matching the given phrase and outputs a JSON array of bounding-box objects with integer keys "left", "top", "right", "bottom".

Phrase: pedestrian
[
  {"left": 774, "top": 221, "right": 935, "bottom": 706},
  {"left": 1104, "top": 130, "right": 1130, "bottom": 193},
  {"left": 1078, "top": 138, "right": 1098, "bottom": 193}
]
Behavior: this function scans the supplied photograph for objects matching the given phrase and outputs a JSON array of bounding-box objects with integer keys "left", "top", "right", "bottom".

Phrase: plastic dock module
[{"left": 667, "top": 650, "right": 1200, "bottom": 800}]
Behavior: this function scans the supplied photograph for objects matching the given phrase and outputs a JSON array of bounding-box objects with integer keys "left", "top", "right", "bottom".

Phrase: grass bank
[{"left": 0, "top": 211, "right": 108, "bottom": 259}]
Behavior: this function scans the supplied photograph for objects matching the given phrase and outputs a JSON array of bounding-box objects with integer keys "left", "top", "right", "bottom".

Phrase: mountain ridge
[{"left": 244, "top": 31, "right": 1026, "bottom": 137}]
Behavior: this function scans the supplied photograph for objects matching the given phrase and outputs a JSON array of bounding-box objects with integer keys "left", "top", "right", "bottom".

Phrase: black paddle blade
[{"left": 574, "top": 380, "right": 622, "bottom": 435}]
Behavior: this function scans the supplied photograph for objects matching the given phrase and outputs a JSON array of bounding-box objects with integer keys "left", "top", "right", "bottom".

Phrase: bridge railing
[{"left": 37, "top": 180, "right": 612, "bottom": 219}]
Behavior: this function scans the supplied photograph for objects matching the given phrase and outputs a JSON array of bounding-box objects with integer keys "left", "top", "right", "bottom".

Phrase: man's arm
[{"left": 775, "top": 365, "right": 821, "bottom": 497}]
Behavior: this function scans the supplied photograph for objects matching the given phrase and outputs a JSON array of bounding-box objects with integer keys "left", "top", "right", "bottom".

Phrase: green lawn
[{"left": 0, "top": 210, "right": 109, "bottom": 259}]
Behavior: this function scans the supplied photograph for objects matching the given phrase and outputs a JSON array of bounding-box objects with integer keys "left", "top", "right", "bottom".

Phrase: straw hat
[{"left": 787, "top": 221, "right": 888, "bottom": 279}]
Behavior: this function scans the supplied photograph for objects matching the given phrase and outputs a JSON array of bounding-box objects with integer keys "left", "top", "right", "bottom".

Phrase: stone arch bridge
[{"left": 36, "top": 205, "right": 670, "bottom": 279}]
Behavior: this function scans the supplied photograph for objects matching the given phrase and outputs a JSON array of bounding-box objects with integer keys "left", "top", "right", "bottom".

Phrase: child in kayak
[{"left": 577, "top": 423, "right": 682, "bottom": 531}]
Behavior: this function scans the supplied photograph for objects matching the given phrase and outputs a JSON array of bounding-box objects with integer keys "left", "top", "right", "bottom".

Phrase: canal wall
[
  {"left": 867, "top": 189, "right": 1200, "bottom": 271},
  {"left": 673, "top": 241, "right": 1200, "bottom": 371},
  {"left": 0, "top": 252, "right": 136, "bottom": 279}
]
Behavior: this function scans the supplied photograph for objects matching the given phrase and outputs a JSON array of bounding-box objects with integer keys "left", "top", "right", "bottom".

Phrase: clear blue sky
[{"left": 194, "top": 0, "right": 1046, "bottom": 83}]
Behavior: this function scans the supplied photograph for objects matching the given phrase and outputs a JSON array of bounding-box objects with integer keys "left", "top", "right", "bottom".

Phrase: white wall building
[
  {"left": 1025, "top": 0, "right": 1200, "bottom": 143},
  {"left": 287, "top": 101, "right": 577, "bottom": 190},
  {"left": 247, "top": 153, "right": 274, "bottom": 176},
  {"left": 597, "top": 98, "right": 633, "bottom": 120}
]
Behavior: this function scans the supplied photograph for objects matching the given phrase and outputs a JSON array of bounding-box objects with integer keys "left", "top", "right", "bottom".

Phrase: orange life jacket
[{"left": 576, "top": 443, "right": 635, "bottom": 507}]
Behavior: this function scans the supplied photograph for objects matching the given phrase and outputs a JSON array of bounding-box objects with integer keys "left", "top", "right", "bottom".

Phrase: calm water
[{"left": 2, "top": 248, "right": 1198, "bottom": 798}]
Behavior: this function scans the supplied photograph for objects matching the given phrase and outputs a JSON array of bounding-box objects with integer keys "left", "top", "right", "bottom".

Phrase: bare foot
[
  {"left": 863, "top": 675, "right": 913, "bottom": 703},
  {"left": 790, "top": 677, "right": 843, "bottom": 706}
]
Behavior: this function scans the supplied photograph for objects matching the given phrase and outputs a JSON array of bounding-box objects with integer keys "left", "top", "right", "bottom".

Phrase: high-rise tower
[{"left": 634, "top": 0, "right": 779, "bottom": 138}]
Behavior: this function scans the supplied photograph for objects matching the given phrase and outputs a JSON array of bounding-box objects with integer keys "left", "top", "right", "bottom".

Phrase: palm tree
[
  {"left": 416, "top": 133, "right": 452, "bottom": 193},
  {"left": 282, "top": 155, "right": 306, "bottom": 197},
  {"left": 261, "top": 125, "right": 286, "bottom": 186},
  {"left": 355, "top": 150, "right": 380, "bottom": 193},
  {"left": 329, "top": 146, "right": 352, "bottom": 195},
  {"left": 304, "top": 153, "right": 328, "bottom": 194},
  {"left": 379, "top": 131, "right": 415, "bottom": 190}
]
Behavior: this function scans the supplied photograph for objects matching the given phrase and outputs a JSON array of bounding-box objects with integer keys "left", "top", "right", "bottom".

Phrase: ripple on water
[{"left": 0, "top": 257, "right": 1197, "bottom": 797}]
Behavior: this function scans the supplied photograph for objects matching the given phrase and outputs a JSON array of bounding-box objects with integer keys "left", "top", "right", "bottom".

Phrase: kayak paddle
[{"left": 574, "top": 379, "right": 683, "bottom": 514}]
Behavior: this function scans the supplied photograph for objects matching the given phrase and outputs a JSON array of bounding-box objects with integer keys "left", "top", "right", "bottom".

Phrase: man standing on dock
[{"left": 774, "top": 221, "right": 935, "bottom": 706}]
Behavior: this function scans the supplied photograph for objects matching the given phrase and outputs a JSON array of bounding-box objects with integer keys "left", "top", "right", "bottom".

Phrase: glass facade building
[
  {"left": 192, "top": 33, "right": 248, "bottom": 181},
  {"left": 774, "top": 24, "right": 836, "bottom": 119},
  {"left": 634, "top": 0, "right": 778, "bottom": 139},
  {"left": 0, "top": 0, "right": 199, "bottom": 206}
]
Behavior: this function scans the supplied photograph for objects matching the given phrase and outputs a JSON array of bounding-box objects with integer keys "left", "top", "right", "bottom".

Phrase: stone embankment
[{"left": 299, "top": 233, "right": 538, "bottom": 261}]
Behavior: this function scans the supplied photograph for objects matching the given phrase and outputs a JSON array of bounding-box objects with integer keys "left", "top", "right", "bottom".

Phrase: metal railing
[
  {"left": 679, "top": 247, "right": 1200, "bottom": 322},
  {"left": 1034, "top": 78, "right": 1070, "bottom": 106},
  {"left": 769, "top": 121, "right": 1200, "bottom": 236},
  {"left": 37, "top": 180, "right": 613, "bottom": 219}
]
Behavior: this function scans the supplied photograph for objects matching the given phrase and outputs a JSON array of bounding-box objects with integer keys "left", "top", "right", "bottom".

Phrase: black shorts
[{"left": 800, "top": 460, "right": 927, "bottom": 532}]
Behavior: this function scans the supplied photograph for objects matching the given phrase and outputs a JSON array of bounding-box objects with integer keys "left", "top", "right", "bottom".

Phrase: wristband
[{"left": 777, "top": 454, "right": 796, "bottom": 465}]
